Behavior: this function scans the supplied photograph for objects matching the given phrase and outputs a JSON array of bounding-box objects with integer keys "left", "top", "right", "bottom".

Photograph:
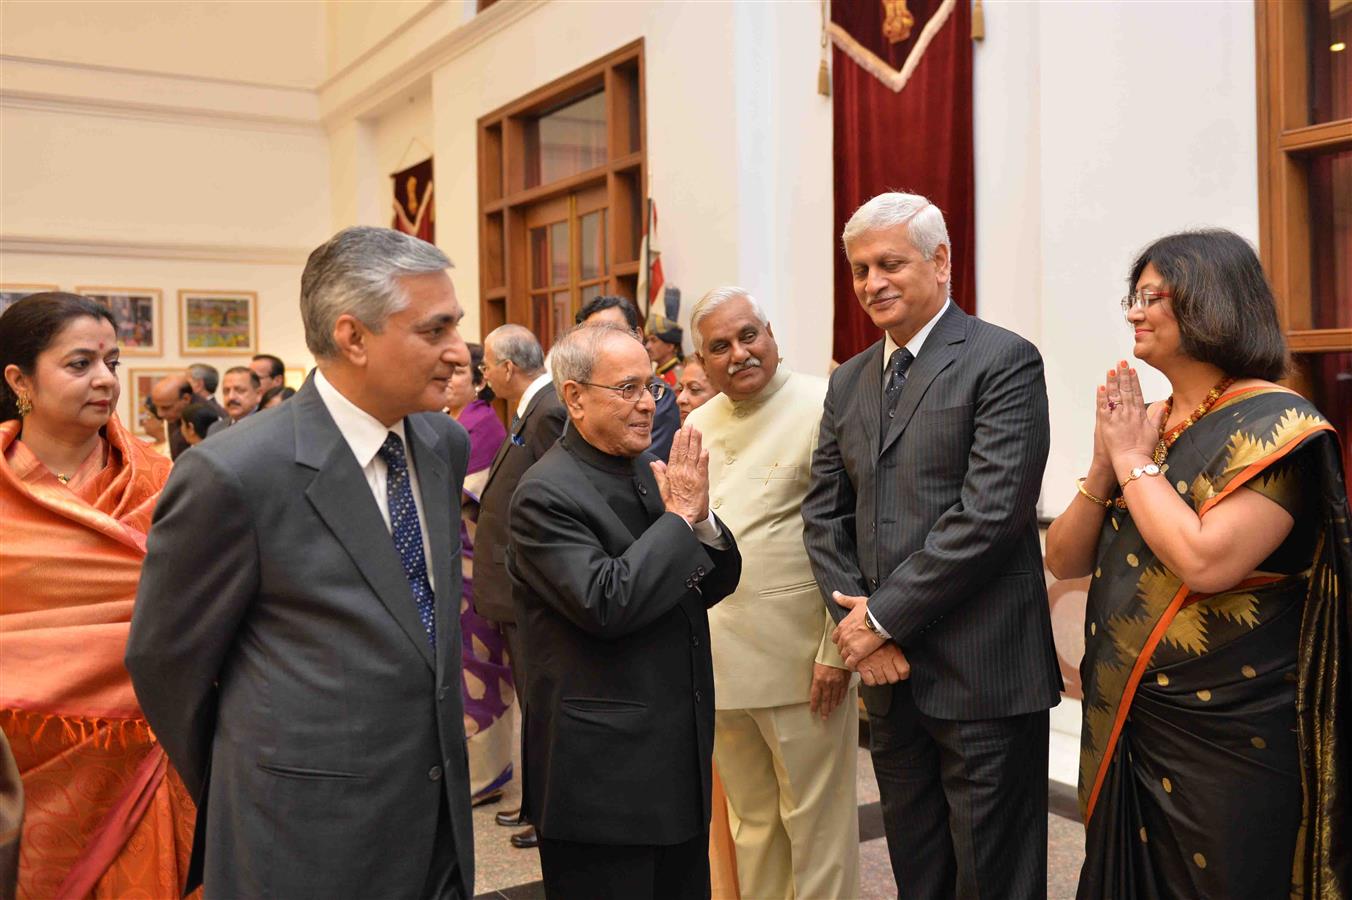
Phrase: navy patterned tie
[
  {"left": 378, "top": 432, "right": 436, "bottom": 650},
  {"left": 884, "top": 347, "right": 915, "bottom": 421}
]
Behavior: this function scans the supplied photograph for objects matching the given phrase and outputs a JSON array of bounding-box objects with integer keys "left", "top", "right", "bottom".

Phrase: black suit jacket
[
  {"left": 507, "top": 428, "right": 741, "bottom": 846},
  {"left": 474, "top": 384, "right": 567, "bottom": 624},
  {"left": 803, "top": 304, "right": 1061, "bottom": 720},
  {"left": 126, "top": 379, "right": 476, "bottom": 898}
]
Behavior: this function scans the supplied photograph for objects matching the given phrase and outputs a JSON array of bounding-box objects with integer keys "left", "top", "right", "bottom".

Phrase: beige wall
[
  {"left": 0, "top": 0, "right": 326, "bottom": 87},
  {"left": 326, "top": 0, "right": 443, "bottom": 81},
  {"left": 0, "top": 1, "right": 332, "bottom": 430}
]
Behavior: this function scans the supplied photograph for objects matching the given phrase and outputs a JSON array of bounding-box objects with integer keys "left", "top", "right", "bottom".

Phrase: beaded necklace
[{"left": 1151, "top": 376, "right": 1236, "bottom": 465}]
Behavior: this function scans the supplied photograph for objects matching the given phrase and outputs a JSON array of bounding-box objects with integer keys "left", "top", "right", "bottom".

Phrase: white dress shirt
[
  {"left": 868, "top": 297, "right": 950, "bottom": 639},
  {"left": 314, "top": 369, "right": 435, "bottom": 589}
]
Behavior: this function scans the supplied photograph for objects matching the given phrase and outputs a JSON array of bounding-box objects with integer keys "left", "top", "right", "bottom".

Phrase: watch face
[{"left": 1144, "top": 463, "right": 1161, "bottom": 476}]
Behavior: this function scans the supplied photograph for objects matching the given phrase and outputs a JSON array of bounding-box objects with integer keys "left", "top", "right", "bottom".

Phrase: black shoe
[
  {"left": 471, "top": 788, "right": 505, "bottom": 809},
  {"left": 495, "top": 807, "right": 528, "bottom": 827},
  {"left": 509, "top": 825, "right": 539, "bottom": 849}
]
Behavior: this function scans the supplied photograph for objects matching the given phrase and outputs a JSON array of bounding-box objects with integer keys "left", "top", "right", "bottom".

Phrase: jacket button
[
  {"left": 428, "top": 766, "right": 442, "bottom": 781},
  {"left": 696, "top": 566, "right": 706, "bottom": 577},
  {"left": 637, "top": 482, "right": 648, "bottom": 495},
  {"left": 694, "top": 690, "right": 702, "bottom": 703},
  {"left": 437, "top": 687, "right": 447, "bottom": 701},
  {"left": 691, "top": 635, "right": 699, "bottom": 647}
]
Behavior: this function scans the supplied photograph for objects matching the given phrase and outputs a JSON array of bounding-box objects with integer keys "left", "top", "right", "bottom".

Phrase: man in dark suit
[
  {"left": 126, "top": 226, "right": 476, "bottom": 899},
  {"left": 205, "top": 365, "right": 261, "bottom": 436},
  {"left": 575, "top": 295, "right": 680, "bottom": 461},
  {"left": 803, "top": 192, "right": 1061, "bottom": 899},
  {"left": 474, "top": 322, "right": 566, "bottom": 849},
  {"left": 508, "top": 324, "right": 741, "bottom": 899},
  {"left": 149, "top": 375, "right": 195, "bottom": 459}
]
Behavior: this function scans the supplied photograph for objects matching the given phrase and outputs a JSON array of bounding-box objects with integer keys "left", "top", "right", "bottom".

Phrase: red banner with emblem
[
  {"left": 392, "top": 157, "right": 434, "bottom": 244},
  {"left": 830, "top": 0, "right": 975, "bottom": 362}
]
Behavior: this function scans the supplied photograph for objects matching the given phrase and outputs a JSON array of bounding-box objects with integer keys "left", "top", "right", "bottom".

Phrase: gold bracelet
[{"left": 1075, "top": 477, "right": 1113, "bottom": 509}]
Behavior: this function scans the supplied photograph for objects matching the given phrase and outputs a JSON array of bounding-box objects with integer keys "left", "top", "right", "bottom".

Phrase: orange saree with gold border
[
  {"left": 1077, "top": 388, "right": 1349, "bottom": 899},
  {"left": 0, "top": 415, "right": 196, "bottom": 899}
]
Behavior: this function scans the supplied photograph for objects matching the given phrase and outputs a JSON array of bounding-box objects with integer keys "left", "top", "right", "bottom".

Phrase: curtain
[{"left": 831, "top": 0, "right": 975, "bottom": 362}]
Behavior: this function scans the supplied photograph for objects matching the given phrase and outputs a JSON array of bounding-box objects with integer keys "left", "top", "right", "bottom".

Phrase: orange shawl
[{"left": 0, "top": 415, "right": 195, "bottom": 900}]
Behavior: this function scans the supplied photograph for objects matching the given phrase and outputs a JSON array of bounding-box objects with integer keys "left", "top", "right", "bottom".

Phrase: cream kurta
[{"left": 688, "top": 366, "right": 844, "bottom": 709}]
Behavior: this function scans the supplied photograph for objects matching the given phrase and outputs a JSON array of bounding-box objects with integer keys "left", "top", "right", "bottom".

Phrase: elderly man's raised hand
[{"left": 650, "top": 426, "right": 710, "bottom": 525}]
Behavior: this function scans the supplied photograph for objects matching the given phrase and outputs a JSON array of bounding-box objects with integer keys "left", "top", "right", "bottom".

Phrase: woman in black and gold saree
[{"left": 1046, "top": 230, "right": 1349, "bottom": 899}]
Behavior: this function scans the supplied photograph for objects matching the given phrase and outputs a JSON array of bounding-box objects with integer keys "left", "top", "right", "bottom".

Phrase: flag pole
[{"left": 641, "top": 196, "right": 653, "bottom": 319}]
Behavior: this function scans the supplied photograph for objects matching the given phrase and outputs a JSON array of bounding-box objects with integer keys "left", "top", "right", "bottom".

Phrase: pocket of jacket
[
  {"left": 561, "top": 697, "right": 648, "bottom": 713},
  {"left": 257, "top": 762, "right": 366, "bottom": 781},
  {"left": 758, "top": 579, "right": 820, "bottom": 599}
]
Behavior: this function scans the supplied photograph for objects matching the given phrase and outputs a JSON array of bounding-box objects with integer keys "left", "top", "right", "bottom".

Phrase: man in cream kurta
[{"left": 686, "top": 288, "right": 860, "bottom": 899}]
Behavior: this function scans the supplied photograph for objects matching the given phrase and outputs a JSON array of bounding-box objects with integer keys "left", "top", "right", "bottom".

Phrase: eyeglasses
[
  {"left": 476, "top": 358, "right": 507, "bottom": 375},
  {"left": 578, "top": 380, "right": 668, "bottom": 403},
  {"left": 1120, "top": 288, "right": 1172, "bottom": 319}
]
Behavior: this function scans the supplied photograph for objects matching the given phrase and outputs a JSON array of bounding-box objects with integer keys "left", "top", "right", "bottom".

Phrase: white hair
[
  {"left": 300, "top": 226, "right": 452, "bottom": 359},
  {"left": 841, "top": 192, "right": 949, "bottom": 261},
  {"left": 688, "top": 286, "right": 770, "bottom": 355},
  {"left": 549, "top": 323, "right": 640, "bottom": 397},
  {"left": 485, "top": 324, "right": 545, "bottom": 373}
]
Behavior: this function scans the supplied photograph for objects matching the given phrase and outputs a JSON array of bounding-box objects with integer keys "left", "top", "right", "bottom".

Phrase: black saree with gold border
[{"left": 1077, "top": 387, "right": 1350, "bottom": 899}]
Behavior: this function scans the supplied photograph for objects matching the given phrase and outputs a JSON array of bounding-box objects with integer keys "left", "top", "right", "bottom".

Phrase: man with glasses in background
[{"left": 507, "top": 323, "right": 741, "bottom": 899}]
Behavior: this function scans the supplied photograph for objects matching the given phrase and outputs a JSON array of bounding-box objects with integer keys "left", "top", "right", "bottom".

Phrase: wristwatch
[
  {"left": 864, "top": 608, "right": 885, "bottom": 637},
  {"left": 1120, "top": 462, "right": 1162, "bottom": 490}
]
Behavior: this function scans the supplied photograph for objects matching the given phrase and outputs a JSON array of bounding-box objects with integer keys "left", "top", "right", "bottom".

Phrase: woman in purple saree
[{"left": 447, "top": 343, "right": 514, "bottom": 804}]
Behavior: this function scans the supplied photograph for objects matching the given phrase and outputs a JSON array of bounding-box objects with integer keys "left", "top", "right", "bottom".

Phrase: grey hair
[
  {"left": 187, "top": 363, "right": 219, "bottom": 393},
  {"left": 550, "top": 323, "right": 640, "bottom": 397},
  {"left": 485, "top": 324, "right": 545, "bottom": 373},
  {"left": 300, "top": 226, "right": 453, "bottom": 359},
  {"left": 841, "top": 191, "right": 950, "bottom": 260},
  {"left": 689, "top": 286, "right": 770, "bottom": 355}
]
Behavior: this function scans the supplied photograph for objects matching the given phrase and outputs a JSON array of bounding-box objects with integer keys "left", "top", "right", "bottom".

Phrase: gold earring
[{"left": 16, "top": 392, "right": 33, "bottom": 418}]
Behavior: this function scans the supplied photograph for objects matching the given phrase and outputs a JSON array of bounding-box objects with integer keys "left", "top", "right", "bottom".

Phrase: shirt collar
[
  {"left": 314, "top": 368, "right": 407, "bottom": 468},
  {"left": 883, "top": 298, "right": 951, "bottom": 372},
  {"left": 517, "top": 372, "right": 554, "bottom": 418}
]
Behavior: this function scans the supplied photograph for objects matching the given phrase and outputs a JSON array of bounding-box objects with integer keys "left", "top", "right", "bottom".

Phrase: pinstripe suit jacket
[{"left": 803, "top": 304, "right": 1062, "bottom": 720}]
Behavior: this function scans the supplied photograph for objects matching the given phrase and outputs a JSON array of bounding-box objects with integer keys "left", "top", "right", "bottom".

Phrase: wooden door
[{"left": 523, "top": 183, "right": 609, "bottom": 348}]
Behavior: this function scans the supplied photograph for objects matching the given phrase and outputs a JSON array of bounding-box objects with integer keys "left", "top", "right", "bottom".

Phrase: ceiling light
[{"left": 1332, "top": 41, "right": 1347, "bottom": 52}]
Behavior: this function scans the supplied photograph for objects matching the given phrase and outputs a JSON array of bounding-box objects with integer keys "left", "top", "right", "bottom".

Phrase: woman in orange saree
[
  {"left": 1046, "top": 232, "right": 1349, "bottom": 899},
  {"left": 0, "top": 294, "right": 195, "bottom": 899}
]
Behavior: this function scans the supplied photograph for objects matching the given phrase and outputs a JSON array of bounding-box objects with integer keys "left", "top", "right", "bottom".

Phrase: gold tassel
[
  {"left": 818, "top": 0, "right": 832, "bottom": 96},
  {"left": 972, "top": 0, "right": 985, "bottom": 41}
]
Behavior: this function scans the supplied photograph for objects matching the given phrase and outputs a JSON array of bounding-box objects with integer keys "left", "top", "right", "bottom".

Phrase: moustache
[{"left": 727, "top": 357, "right": 762, "bottom": 376}]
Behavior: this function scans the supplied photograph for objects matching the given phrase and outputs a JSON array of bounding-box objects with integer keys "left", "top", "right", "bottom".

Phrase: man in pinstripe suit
[{"left": 803, "top": 192, "right": 1062, "bottom": 899}]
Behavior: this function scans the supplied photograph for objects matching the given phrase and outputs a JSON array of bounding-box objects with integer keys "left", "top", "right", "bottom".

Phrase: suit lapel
[
  {"left": 880, "top": 304, "right": 968, "bottom": 457},
  {"left": 857, "top": 341, "right": 883, "bottom": 453},
  {"left": 484, "top": 388, "right": 543, "bottom": 489},
  {"left": 407, "top": 415, "right": 454, "bottom": 676},
  {"left": 294, "top": 385, "right": 436, "bottom": 671}
]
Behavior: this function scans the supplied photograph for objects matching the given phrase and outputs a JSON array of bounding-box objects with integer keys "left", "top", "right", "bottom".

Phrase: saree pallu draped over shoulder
[
  {"left": 0, "top": 416, "right": 197, "bottom": 900},
  {"left": 1076, "top": 387, "right": 1350, "bottom": 899}
]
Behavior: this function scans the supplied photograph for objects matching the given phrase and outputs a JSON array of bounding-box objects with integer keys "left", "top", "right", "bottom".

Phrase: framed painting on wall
[
  {"left": 127, "top": 367, "right": 182, "bottom": 436},
  {"left": 284, "top": 367, "right": 307, "bottom": 390},
  {"left": 178, "top": 290, "right": 257, "bottom": 355},
  {"left": 0, "top": 284, "right": 59, "bottom": 315},
  {"left": 78, "top": 286, "right": 162, "bottom": 355}
]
